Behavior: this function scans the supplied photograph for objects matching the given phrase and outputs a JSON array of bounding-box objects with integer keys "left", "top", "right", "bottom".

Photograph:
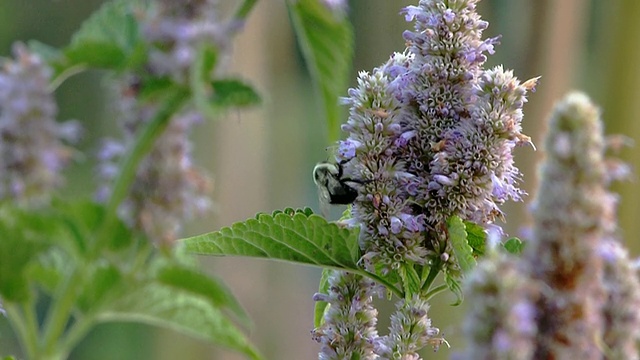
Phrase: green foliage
[
  {"left": 99, "top": 281, "right": 261, "bottom": 360},
  {"left": 400, "top": 263, "right": 422, "bottom": 297},
  {"left": 0, "top": 198, "right": 260, "bottom": 359},
  {"left": 503, "top": 237, "right": 525, "bottom": 255},
  {"left": 444, "top": 271, "right": 463, "bottom": 306},
  {"left": 448, "top": 216, "right": 477, "bottom": 273},
  {"left": 0, "top": 205, "right": 58, "bottom": 302},
  {"left": 210, "top": 79, "right": 262, "bottom": 109},
  {"left": 62, "top": 0, "right": 145, "bottom": 71},
  {"left": 463, "top": 221, "right": 486, "bottom": 257},
  {"left": 287, "top": 0, "right": 354, "bottom": 142},
  {"left": 155, "top": 265, "right": 249, "bottom": 326},
  {"left": 181, "top": 208, "right": 361, "bottom": 270}
]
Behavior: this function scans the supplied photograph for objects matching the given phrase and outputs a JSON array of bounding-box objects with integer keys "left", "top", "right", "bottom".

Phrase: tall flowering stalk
[
  {"left": 97, "top": 0, "right": 232, "bottom": 246},
  {"left": 311, "top": 271, "right": 381, "bottom": 360},
  {"left": 460, "top": 92, "right": 640, "bottom": 359},
  {"left": 314, "top": 0, "right": 537, "bottom": 358},
  {"left": 338, "top": 0, "right": 537, "bottom": 275},
  {"left": 0, "top": 43, "right": 80, "bottom": 203}
]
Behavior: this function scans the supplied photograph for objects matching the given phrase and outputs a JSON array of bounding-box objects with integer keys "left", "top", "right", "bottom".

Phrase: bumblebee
[{"left": 313, "top": 161, "right": 361, "bottom": 206}]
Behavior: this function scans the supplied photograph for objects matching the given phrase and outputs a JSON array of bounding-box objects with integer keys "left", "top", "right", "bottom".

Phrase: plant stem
[
  {"left": 421, "top": 260, "right": 441, "bottom": 293},
  {"left": 424, "top": 284, "right": 448, "bottom": 301},
  {"left": 5, "top": 302, "right": 37, "bottom": 359},
  {"left": 357, "top": 270, "right": 403, "bottom": 299},
  {"left": 41, "top": 268, "right": 83, "bottom": 357},
  {"left": 234, "top": 0, "right": 258, "bottom": 22},
  {"left": 58, "top": 315, "right": 96, "bottom": 357}
]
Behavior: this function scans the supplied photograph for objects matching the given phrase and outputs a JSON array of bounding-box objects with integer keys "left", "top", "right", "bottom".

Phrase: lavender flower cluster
[
  {"left": 0, "top": 43, "right": 80, "bottom": 203},
  {"left": 141, "top": 0, "right": 231, "bottom": 84},
  {"left": 314, "top": 1, "right": 537, "bottom": 358},
  {"left": 312, "top": 271, "right": 444, "bottom": 360},
  {"left": 97, "top": 0, "right": 230, "bottom": 246},
  {"left": 337, "top": 0, "right": 537, "bottom": 274}
]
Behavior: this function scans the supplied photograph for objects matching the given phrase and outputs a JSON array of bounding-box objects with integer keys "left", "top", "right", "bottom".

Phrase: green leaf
[
  {"left": 27, "top": 248, "right": 71, "bottom": 294},
  {"left": 191, "top": 44, "right": 218, "bottom": 117},
  {"left": 99, "top": 282, "right": 262, "bottom": 360},
  {"left": 181, "top": 208, "right": 361, "bottom": 271},
  {"left": 56, "top": 200, "right": 133, "bottom": 252},
  {"left": 77, "top": 262, "right": 123, "bottom": 313},
  {"left": 0, "top": 206, "right": 60, "bottom": 302},
  {"left": 503, "top": 237, "right": 525, "bottom": 255},
  {"left": 27, "top": 40, "right": 64, "bottom": 66},
  {"left": 444, "top": 271, "right": 463, "bottom": 306},
  {"left": 63, "top": 0, "right": 144, "bottom": 71},
  {"left": 463, "top": 221, "right": 486, "bottom": 257},
  {"left": 210, "top": 79, "right": 261, "bottom": 109},
  {"left": 287, "top": 0, "right": 354, "bottom": 142},
  {"left": 448, "top": 216, "right": 477, "bottom": 273},
  {"left": 399, "top": 264, "right": 421, "bottom": 297},
  {"left": 156, "top": 265, "right": 249, "bottom": 326},
  {"left": 313, "top": 268, "right": 332, "bottom": 327}
]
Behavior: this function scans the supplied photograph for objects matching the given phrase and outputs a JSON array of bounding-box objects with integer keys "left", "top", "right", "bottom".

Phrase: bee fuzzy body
[{"left": 313, "top": 162, "right": 361, "bottom": 207}]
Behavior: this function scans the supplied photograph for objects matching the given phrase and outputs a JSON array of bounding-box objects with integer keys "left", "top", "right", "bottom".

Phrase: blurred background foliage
[{"left": 0, "top": 0, "right": 638, "bottom": 359}]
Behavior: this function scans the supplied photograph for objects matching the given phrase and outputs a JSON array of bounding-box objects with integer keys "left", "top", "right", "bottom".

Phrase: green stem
[
  {"left": 58, "top": 315, "right": 96, "bottom": 357},
  {"left": 234, "top": 0, "right": 258, "bottom": 22},
  {"left": 4, "top": 302, "right": 37, "bottom": 359},
  {"left": 421, "top": 260, "right": 441, "bottom": 293},
  {"left": 424, "top": 284, "right": 448, "bottom": 301},
  {"left": 41, "top": 269, "right": 84, "bottom": 357},
  {"left": 49, "top": 64, "right": 88, "bottom": 92},
  {"left": 356, "top": 269, "right": 403, "bottom": 299},
  {"left": 22, "top": 300, "right": 40, "bottom": 357}
]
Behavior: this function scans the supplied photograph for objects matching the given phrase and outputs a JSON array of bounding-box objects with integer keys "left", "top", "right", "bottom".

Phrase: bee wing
[{"left": 317, "top": 185, "right": 332, "bottom": 218}]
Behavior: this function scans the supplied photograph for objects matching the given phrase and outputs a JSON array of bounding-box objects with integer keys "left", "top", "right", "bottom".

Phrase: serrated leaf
[
  {"left": 463, "top": 221, "right": 486, "bottom": 257},
  {"left": 156, "top": 265, "right": 249, "bottom": 326},
  {"left": 448, "top": 216, "right": 477, "bottom": 273},
  {"left": 444, "top": 271, "right": 463, "bottom": 306},
  {"left": 99, "top": 282, "right": 261, "bottom": 360},
  {"left": 313, "top": 268, "right": 332, "bottom": 327},
  {"left": 503, "top": 237, "right": 525, "bottom": 255},
  {"left": 399, "top": 264, "right": 421, "bottom": 297},
  {"left": 63, "top": 0, "right": 144, "bottom": 71},
  {"left": 287, "top": 0, "right": 354, "bottom": 142},
  {"left": 181, "top": 210, "right": 360, "bottom": 271}
]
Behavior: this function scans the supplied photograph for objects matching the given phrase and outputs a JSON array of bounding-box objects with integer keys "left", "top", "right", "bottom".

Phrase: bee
[{"left": 313, "top": 161, "right": 363, "bottom": 215}]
